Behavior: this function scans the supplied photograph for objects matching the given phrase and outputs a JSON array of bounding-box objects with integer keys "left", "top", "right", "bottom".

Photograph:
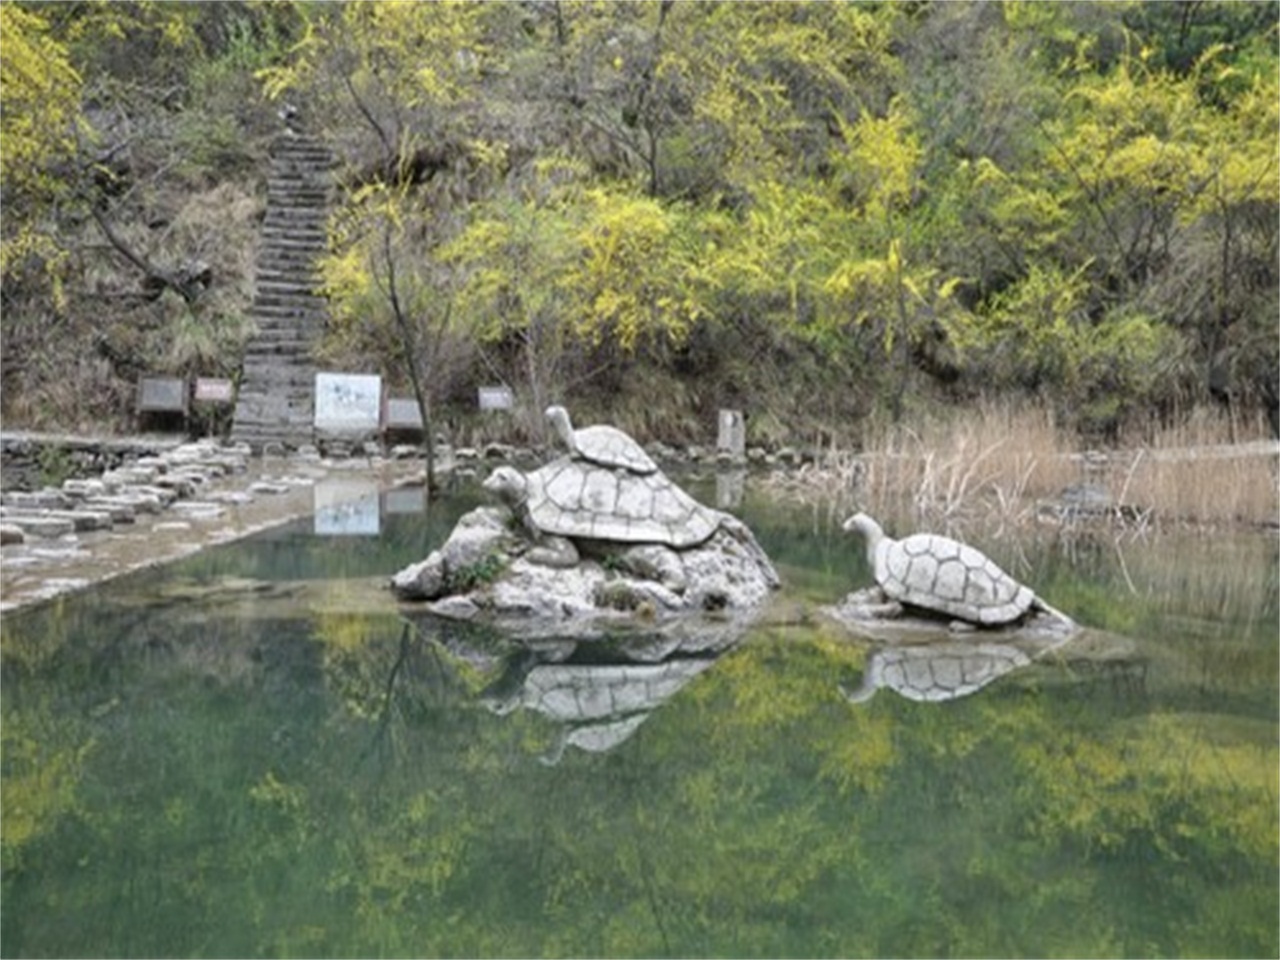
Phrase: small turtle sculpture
[
  {"left": 843, "top": 512, "right": 1043, "bottom": 626},
  {"left": 484, "top": 458, "right": 721, "bottom": 575},
  {"left": 546, "top": 405, "right": 658, "bottom": 475}
]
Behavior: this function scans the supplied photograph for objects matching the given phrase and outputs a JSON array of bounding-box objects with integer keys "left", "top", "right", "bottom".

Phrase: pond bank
[
  {"left": 0, "top": 440, "right": 431, "bottom": 613},
  {"left": 2, "top": 430, "right": 1274, "bottom": 615}
]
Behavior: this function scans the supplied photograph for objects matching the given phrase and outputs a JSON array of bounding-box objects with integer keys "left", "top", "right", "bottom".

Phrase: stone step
[
  {"left": 234, "top": 391, "right": 315, "bottom": 407},
  {"left": 258, "top": 235, "right": 324, "bottom": 251},
  {"left": 1, "top": 490, "right": 73, "bottom": 511},
  {"left": 267, "top": 178, "right": 330, "bottom": 194},
  {"left": 242, "top": 335, "right": 317, "bottom": 349},
  {"left": 231, "top": 406, "right": 315, "bottom": 420},
  {"left": 246, "top": 318, "right": 320, "bottom": 334},
  {"left": 266, "top": 181, "right": 331, "bottom": 196},
  {"left": 253, "top": 292, "right": 323, "bottom": 308},
  {"left": 262, "top": 204, "right": 328, "bottom": 220},
  {"left": 253, "top": 271, "right": 322, "bottom": 289},
  {"left": 0, "top": 514, "right": 75, "bottom": 538},
  {"left": 265, "top": 195, "right": 329, "bottom": 210},
  {"left": 255, "top": 258, "right": 321, "bottom": 276},
  {"left": 263, "top": 186, "right": 327, "bottom": 200},
  {"left": 262, "top": 214, "right": 328, "bottom": 232},
  {"left": 236, "top": 373, "right": 315, "bottom": 387},
  {"left": 243, "top": 344, "right": 317, "bottom": 361},
  {"left": 257, "top": 236, "right": 326, "bottom": 252},
  {"left": 255, "top": 255, "right": 322, "bottom": 273},
  {"left": 258, "top": 236, "right": 325, "bottom": 251},
  {"left": 258, "top": 277, "right": 323, "bottom": 293},
  {"left": 269, "top": 152, "right": 334, "bottom": 168},
  {"left": 260, "top": 225, "right": 326, "bottom": 240},
  {"left": 237, "top": 370, "right": 317, "bottom": 387},
  {"left": 230, "top": 421, "right": 315, "bottom": 439},
  {"left": 270, "top": 146, "right": 334, "bottom": 162},
  {"left": 250, "top": 286, "right": 324, "bottom": 301},
  {"left": 77, "top": 499, "right": 137, "bottom": 524},
  {"left": 243, "top": 347, "right": 317, "bottom": 361},
  {"left": 230, "top": 431, "right": 315, "bottom": 447},
  {"left": 86, "top": 493, "right": 163, "bottom": 516},
  {"left": 252, "top": 288, "right": 325, "bottom": 304},
  {"left": 247, "top": 316, "right": 323, "bottom": 333},
  {"left": 252, "top": 299, "right": 325, "bottom": 316},
  {"left": 240, "top": 348, "right": 316, "bottom": 362},
  {"left": 0, "top": 507, "right": 113, "bottom": 532},
  {"left": 248, "top": 318, "right": 324, "bottom": 336}
]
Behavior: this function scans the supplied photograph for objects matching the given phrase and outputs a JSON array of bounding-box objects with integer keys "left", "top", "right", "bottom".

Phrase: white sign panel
[
  {"left": 194, "top": 378, "right": 234, "bottom": 404},
  {"left": 315, "top": 372, "right": 382, "bottom": 433},
  {"left": 314, "top": 478, "right": 380, "bottom": 536},
  {"left": 478, "top": 386, "right": 514, "bottom": 411}
]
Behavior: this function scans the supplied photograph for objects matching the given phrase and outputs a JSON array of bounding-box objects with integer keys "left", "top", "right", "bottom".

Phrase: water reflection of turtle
[
  {"left": 843, "top": 512, "right": 1061, "bottom": 627},
  {"left": 841, "top": 640, "right": 1038, "bottom": 704},
  {"left": 480, "top": 641, "right": 728, "bottom": 764}
]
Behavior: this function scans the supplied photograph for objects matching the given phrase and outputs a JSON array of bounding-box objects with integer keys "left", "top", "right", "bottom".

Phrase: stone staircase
[{"left": 230, "top": 130, "right": 335, "bottom": 452}]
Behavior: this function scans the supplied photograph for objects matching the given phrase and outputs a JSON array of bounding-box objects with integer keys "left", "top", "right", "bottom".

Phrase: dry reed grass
[
  {"left": 759, "top": 402, "right": 1278, "bottom": 536},
  {"left": 1116, "top": 408, "right": 1278, "bottom": 532}
]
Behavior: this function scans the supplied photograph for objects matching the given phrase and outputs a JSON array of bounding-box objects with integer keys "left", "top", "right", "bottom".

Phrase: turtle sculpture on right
[{"left": 843, "top": 512, "right": 1059, "bottom": 627}]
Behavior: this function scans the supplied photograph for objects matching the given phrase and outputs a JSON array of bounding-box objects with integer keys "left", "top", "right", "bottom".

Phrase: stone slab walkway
[{"left": 0, "top": 439, "right": 426, "bottom": 614}]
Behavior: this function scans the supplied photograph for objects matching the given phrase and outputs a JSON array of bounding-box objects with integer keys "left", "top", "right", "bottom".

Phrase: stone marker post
[{"left": 717, "top": 409, "right": 746, "bottom": 462}]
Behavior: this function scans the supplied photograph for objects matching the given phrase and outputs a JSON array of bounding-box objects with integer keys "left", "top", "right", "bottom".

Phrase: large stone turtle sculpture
[
  {"left": 843, "top": 512, "right": 1048, "bottom": 626},
  {"left": 546, "top": 405, "right": 658, "bottom": 475},
  {"left": 484, "top": 458, "right": 721, "bottom": 579}
]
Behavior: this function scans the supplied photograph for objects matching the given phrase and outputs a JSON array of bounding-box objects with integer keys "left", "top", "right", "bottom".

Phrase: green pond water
[{"left": 2, "top": 477, "right": 1277, "bottom": 959}]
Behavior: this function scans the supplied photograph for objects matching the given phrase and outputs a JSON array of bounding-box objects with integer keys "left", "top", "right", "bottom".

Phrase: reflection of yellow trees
[
  {"left": 0, "top": 597, "right": 73, "bottom": 673},
  {"left": 1014, "top": 713, "right": 1277, "bottom": 861},
  {"left": 3, "top": 604, "right": 1274, "bottom": 957},
  {"left": 313, "top": 610, "right": 394, "bottom": 722},
  {"left": 0, "top": 700, "right": 94, "bottom": 871},
  {"left": 546, "top": 635, "right": 1278, "bottom": 957}
]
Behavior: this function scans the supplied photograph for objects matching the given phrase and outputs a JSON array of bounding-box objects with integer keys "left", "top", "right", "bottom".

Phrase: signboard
[
  {"left": 314, "top": 478, "right": 380, "bottom": 536},
  {"left": 137, "top": 377, "right": 188, "bottom": 413},
  {"left": 194, "top": 378, "right": 234, "bottom": 404},
  {"left": 315, "top": 372, "right": 382, "bottom": 433},
  {"left": 385, "top": 397, "right": 424, "bottom": 430},
  {"left": 478, "top": 386, "right": 514, "bottom": 411}
]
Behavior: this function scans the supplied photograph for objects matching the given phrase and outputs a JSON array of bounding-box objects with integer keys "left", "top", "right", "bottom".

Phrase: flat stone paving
[{"left": 0, "top": 440, "right": 427, "bottom": 614}]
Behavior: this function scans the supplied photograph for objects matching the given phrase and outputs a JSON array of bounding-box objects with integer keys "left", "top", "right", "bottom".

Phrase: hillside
[{"left": 2, "top": 1, "right": 1276, "bottom": 450}]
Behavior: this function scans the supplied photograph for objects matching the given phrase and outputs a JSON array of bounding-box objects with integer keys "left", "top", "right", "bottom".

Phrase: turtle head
[
  {"left": 841, "top": 512, "right": 882, "bottom": 537},
  {"left": 483, "top": 466, "right": 528, "bottom": 508},
  {"left": 842, "top": 512, "right": 884, "bottom": 564},
  {"left": 544, "top": 405, "right": 577, "bottom": 452},
  {"left": 839, "top": 677, "right": 879, "bottom": 705},
  {"left": 839, "top": 649, "right": 883, "bottom": 705}
]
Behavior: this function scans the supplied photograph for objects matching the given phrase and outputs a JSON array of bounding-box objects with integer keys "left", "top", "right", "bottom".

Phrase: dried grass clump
[
  {"left": 860, "top": 401, "right": 1075, "bottom": 532},
  {"left": 757, "top": 402, "right": 1278, "bottom": 535},
  {"left": 1117, "top": 408, "right": 1278, "bottom": 531},
  {"left": 762, "top": 401, "right": 1076, "bottom": 533}
]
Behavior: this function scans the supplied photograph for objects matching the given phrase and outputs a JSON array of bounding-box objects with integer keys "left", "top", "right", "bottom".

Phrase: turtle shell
[
  {"left": 524, "top": 457, "right": 719, "bottom": 548},
  {"left": 857, "top": 642, "right": 1032, "bottom": 703},
  {"left": 874, "top": 533, "right": 1035, "bottom": 625},
  {"left": 571, "top": 424, "right": 658, "bottom": 475}
]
